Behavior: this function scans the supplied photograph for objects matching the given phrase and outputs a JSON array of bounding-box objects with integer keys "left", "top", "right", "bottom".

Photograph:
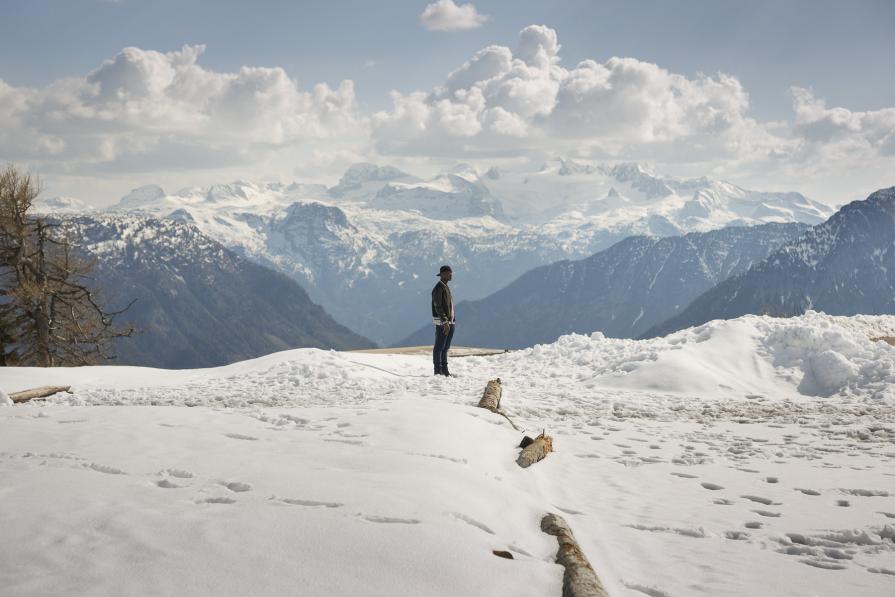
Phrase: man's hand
[{"left": 442, "top": 323, "right": 451, "bottom": 335}]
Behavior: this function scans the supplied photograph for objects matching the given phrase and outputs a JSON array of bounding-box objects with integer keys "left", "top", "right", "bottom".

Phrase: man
[{"left": 432, "top": 265, "right": 455, "bottom": 376}]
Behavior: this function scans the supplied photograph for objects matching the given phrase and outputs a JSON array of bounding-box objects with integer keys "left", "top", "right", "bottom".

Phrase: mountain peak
[
  {"left": 328, "top": 163, "right": 412, "bottom": 199},
  {"left": 608, "top": 162, "right": 655, "bottom": 180},
  {"left": 117, "top": 184, "right": 166, "bottom": 210},
  {"left": 557, "top": 158, "right": 598, "bottom": 176},
  {"left": 205, "top": 181, "right": 259, "bottom": 202},
  {"left": 340, "top": 163, "right": 409, "bottom": 185}
]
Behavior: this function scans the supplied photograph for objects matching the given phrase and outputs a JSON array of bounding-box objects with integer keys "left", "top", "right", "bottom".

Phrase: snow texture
[{"left": 1, "top": 312, "right": 894, "bottom": 596}]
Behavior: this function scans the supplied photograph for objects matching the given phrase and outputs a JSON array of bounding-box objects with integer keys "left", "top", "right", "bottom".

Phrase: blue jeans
[{"left": 433, "top": 324, "right": 455, "bottom": 372}]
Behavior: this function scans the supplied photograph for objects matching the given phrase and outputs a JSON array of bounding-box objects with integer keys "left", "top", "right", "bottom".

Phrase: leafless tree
[{"left": 0, "top": 164, "right": 134, "bottom": 366}]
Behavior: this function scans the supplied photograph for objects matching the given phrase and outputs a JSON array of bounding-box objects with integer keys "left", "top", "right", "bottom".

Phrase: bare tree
[{"left": 0, "top": 164, "right": 134, "bottom": 366}]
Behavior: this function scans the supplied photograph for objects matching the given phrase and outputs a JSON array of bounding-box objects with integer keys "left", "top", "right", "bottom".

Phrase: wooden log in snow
[
  {"left": 478, "top": 378, "right": 502, "bottom": 411},
  {"left": 540, "top": 513, "right": 608, "bottom": 597},
  {"left": 517, "top": 431, "right": 553, "bottom": 468},
  {"left": 9, "top": 386, "right": 71, "bottom": 404}
]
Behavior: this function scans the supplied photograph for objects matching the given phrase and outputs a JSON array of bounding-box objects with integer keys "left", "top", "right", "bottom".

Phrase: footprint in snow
[
  {"left": 449, "top": 512, "right": 494, "bottom": 534},
  {"left": 411, "top": 452, "right": 467, "bottom": 464},
  {"left": 670, "top": 472, "right": 698, "bottom": 479},
  {"left": 87, "top": 463, "right": 125, "bottom": 475},
  {"left": 323, "top": 439, "right": 365, "bottom": 446},
  {"left": 166, "top": 468, "right": 195, "bottom": 479},
  {"left": 801, "top": 559, "right": 847, "bottom": 570},
  {"left": 744, "top": 521, "right": 763, "bottom": 529},
  {"left": 225, "top": 433, "right": 258, "bottom": 441},
  {"left": 868, "top": 567, "right": 895, "bottom": 576},
  {"left": 156, "top": 479, "right": 180, "bottom": 489},
  {"left": 223, "top": 481, "right": 252, "bottom": 493},
  {"left": 201, "top": 497, "right": 236, "bottom": 504},
  {"left": 741, "top": 495, "right": 779, "bottom": 506},
  {"left": 361, "top": 515, "right": 420, "bottom": 524},
  {"left": 840, "top": 488, "right": 890, "bottom": 497},
  {"left": 701, "top": 483, "right": 724, "bottom": 491},
  {"left": 280, "top": 498, "right": 343, "bottom": 508},
  {"left": 714, "top": 499, "right": 736, "bottom": 506},
  {"left": 752, "top": 510, "right": 782, "bottom": 518},
  {"left": 796, "top": 488, "right": 821, "bottom": 496},
  {"left": 879, "top": 512, "right": 895, "bottom": 519}
]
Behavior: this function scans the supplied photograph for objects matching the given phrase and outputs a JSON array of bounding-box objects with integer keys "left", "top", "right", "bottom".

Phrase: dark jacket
[{"left": 431, "top": 281, "right": 454, "bottom": 325}]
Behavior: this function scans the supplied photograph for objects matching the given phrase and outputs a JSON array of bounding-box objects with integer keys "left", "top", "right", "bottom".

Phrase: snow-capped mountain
[
  {"left": 398, "top": 222, "right": 808, "bottom": 349},
  {"left": 646, "top": 186, "right": 895, "bottom": 338},
  {"left": 59, "top": 214, "right": 374, "bottom": 368},
  {"left": 95, "top": 161, "right": 833, "bottom": 345}
]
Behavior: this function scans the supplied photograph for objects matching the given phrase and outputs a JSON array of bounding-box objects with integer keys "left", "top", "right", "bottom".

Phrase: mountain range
[
  {"left": 398, "top": 222, "right": 808, "bottom": 348},
  {"left": 59, "top": 215, "right": 374, "bottom": 368},
  {"left": 56, "top": 160, "right": 833, "bottom": 345},
  {"left": 645, "top": 186, "right": 895, "bottom": 338}
]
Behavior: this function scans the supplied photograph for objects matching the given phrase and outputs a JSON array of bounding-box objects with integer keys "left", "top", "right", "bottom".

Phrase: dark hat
[{"left": 437, "top": 265, "right": 452, "bottom": 276}]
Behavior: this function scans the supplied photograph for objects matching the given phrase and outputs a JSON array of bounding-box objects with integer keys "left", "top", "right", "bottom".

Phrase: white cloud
[
  {"left": 791, "top": 87, "right": 895, "bottom": 157},
  {"left": 372, "top": 25, "right": 782, "bottom": 163},
  {"left": 1, "top": 27, "right": 892, "bottom": 206},
  {"left": 420, "top": 0, "right": 488, "bottom": 32},
  {"left": 369, "top": 25, "right": 895, "bottom": 202},
  {"left": 0, "top": 45, "right": 369, "bottom": 181}
]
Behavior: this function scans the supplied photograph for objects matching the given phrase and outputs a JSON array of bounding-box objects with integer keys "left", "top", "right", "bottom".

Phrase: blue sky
[{"left": 2, "top": 0, "right": 894, "bottom": 204}]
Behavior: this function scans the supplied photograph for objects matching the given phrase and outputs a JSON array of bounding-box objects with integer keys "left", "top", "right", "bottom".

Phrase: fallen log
[
  {"left": 9, "top": 386, "right": 71, "bottom": 404},
  {"left": 516, "top": 431, "right": 553, "bottom": 468},
  {"left": 476, "top": 378, "right": 521, "bottom": 431},
  {"left": 540, "top": 513, "right": 608, "bottom": 597},
  {"left": 478, "top": 378, "right": 502, "bottom": 411}
]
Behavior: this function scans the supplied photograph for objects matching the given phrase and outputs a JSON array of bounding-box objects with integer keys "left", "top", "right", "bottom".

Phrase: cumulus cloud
[
  {"left": 791, "top": 87, "right": 895, "bottom": 157},
  {"left": 372, "top": 25, "right": 785, "bottom": 162},
  {"left": 420, "top": 0, "right": 488, "bottom": 32},
  {"left": 1, "top": 26, "right": 892, "bottom": 206},
  {"left": 0, "top": 45, "right": 368, "bottom": 176}
]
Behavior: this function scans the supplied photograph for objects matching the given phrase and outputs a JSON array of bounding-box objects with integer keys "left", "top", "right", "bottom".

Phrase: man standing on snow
[{"left": 432, "top": 265, "right": 455, "bottom": 376}]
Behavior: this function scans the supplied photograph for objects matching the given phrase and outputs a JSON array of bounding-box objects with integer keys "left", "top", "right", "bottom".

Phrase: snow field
[
  {"left": 1, "top": 401, "right": 564, "bottom": 596},
  {"left": 1, "top": 311, "right": 894, "bottom": 596}
]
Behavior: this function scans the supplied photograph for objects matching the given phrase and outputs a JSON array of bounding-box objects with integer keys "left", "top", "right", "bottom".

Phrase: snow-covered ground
[{"left": 2, "top": 312, "right": 894, "bottom": 596}]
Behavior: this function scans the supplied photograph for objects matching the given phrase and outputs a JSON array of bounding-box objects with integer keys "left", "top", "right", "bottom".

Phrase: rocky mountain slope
[
  {"left": 398, "top": 222, "right": 807, "bottom": 348},
  {"left": 645, "top": 186, "right": 895, "bottom": 338},
  {"left": 60, "top": 215, "right": 374, "bottom": 368}
]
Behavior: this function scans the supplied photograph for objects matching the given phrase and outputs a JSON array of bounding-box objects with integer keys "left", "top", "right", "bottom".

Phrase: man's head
[{"left": 438, "top": 265, "right": 453, "bottom": 282}]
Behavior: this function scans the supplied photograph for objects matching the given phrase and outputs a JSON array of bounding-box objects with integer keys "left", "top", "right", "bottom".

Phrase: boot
[
  {"left": 442, "top": 366, "right": 452, "bottom": 377},
  {"left": 434, "top": 366, "right": 444, "bottom": 376}
]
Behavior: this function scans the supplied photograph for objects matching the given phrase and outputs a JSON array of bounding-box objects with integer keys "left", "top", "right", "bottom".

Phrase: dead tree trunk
[
  {"left": 476, "top": 378, "right": 520, "bottom": 430},
  {"left": 477, "top": 378, "right": 501, "bottom": 411},
  {"left": 517, "top": 431, "right": 553, "bottom": 468},
  {"left": 540, "top": 513, "right": 608, "bottom": 597},
  {"left": 9, "top": 385, "right": 70, "bottom": 403}
]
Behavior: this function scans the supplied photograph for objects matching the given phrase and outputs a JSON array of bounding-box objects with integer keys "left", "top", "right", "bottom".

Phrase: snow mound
[
  {"left": 510, "top": 311, "right": 895, "bottom": 401},
  {"left": 5, "top": 312, "right": 893, "bottom": 410}
]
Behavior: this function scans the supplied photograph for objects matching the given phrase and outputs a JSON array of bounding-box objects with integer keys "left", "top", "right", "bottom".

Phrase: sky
[{"left": 1, "top": 0, "right": 894, "bottom": 206}]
